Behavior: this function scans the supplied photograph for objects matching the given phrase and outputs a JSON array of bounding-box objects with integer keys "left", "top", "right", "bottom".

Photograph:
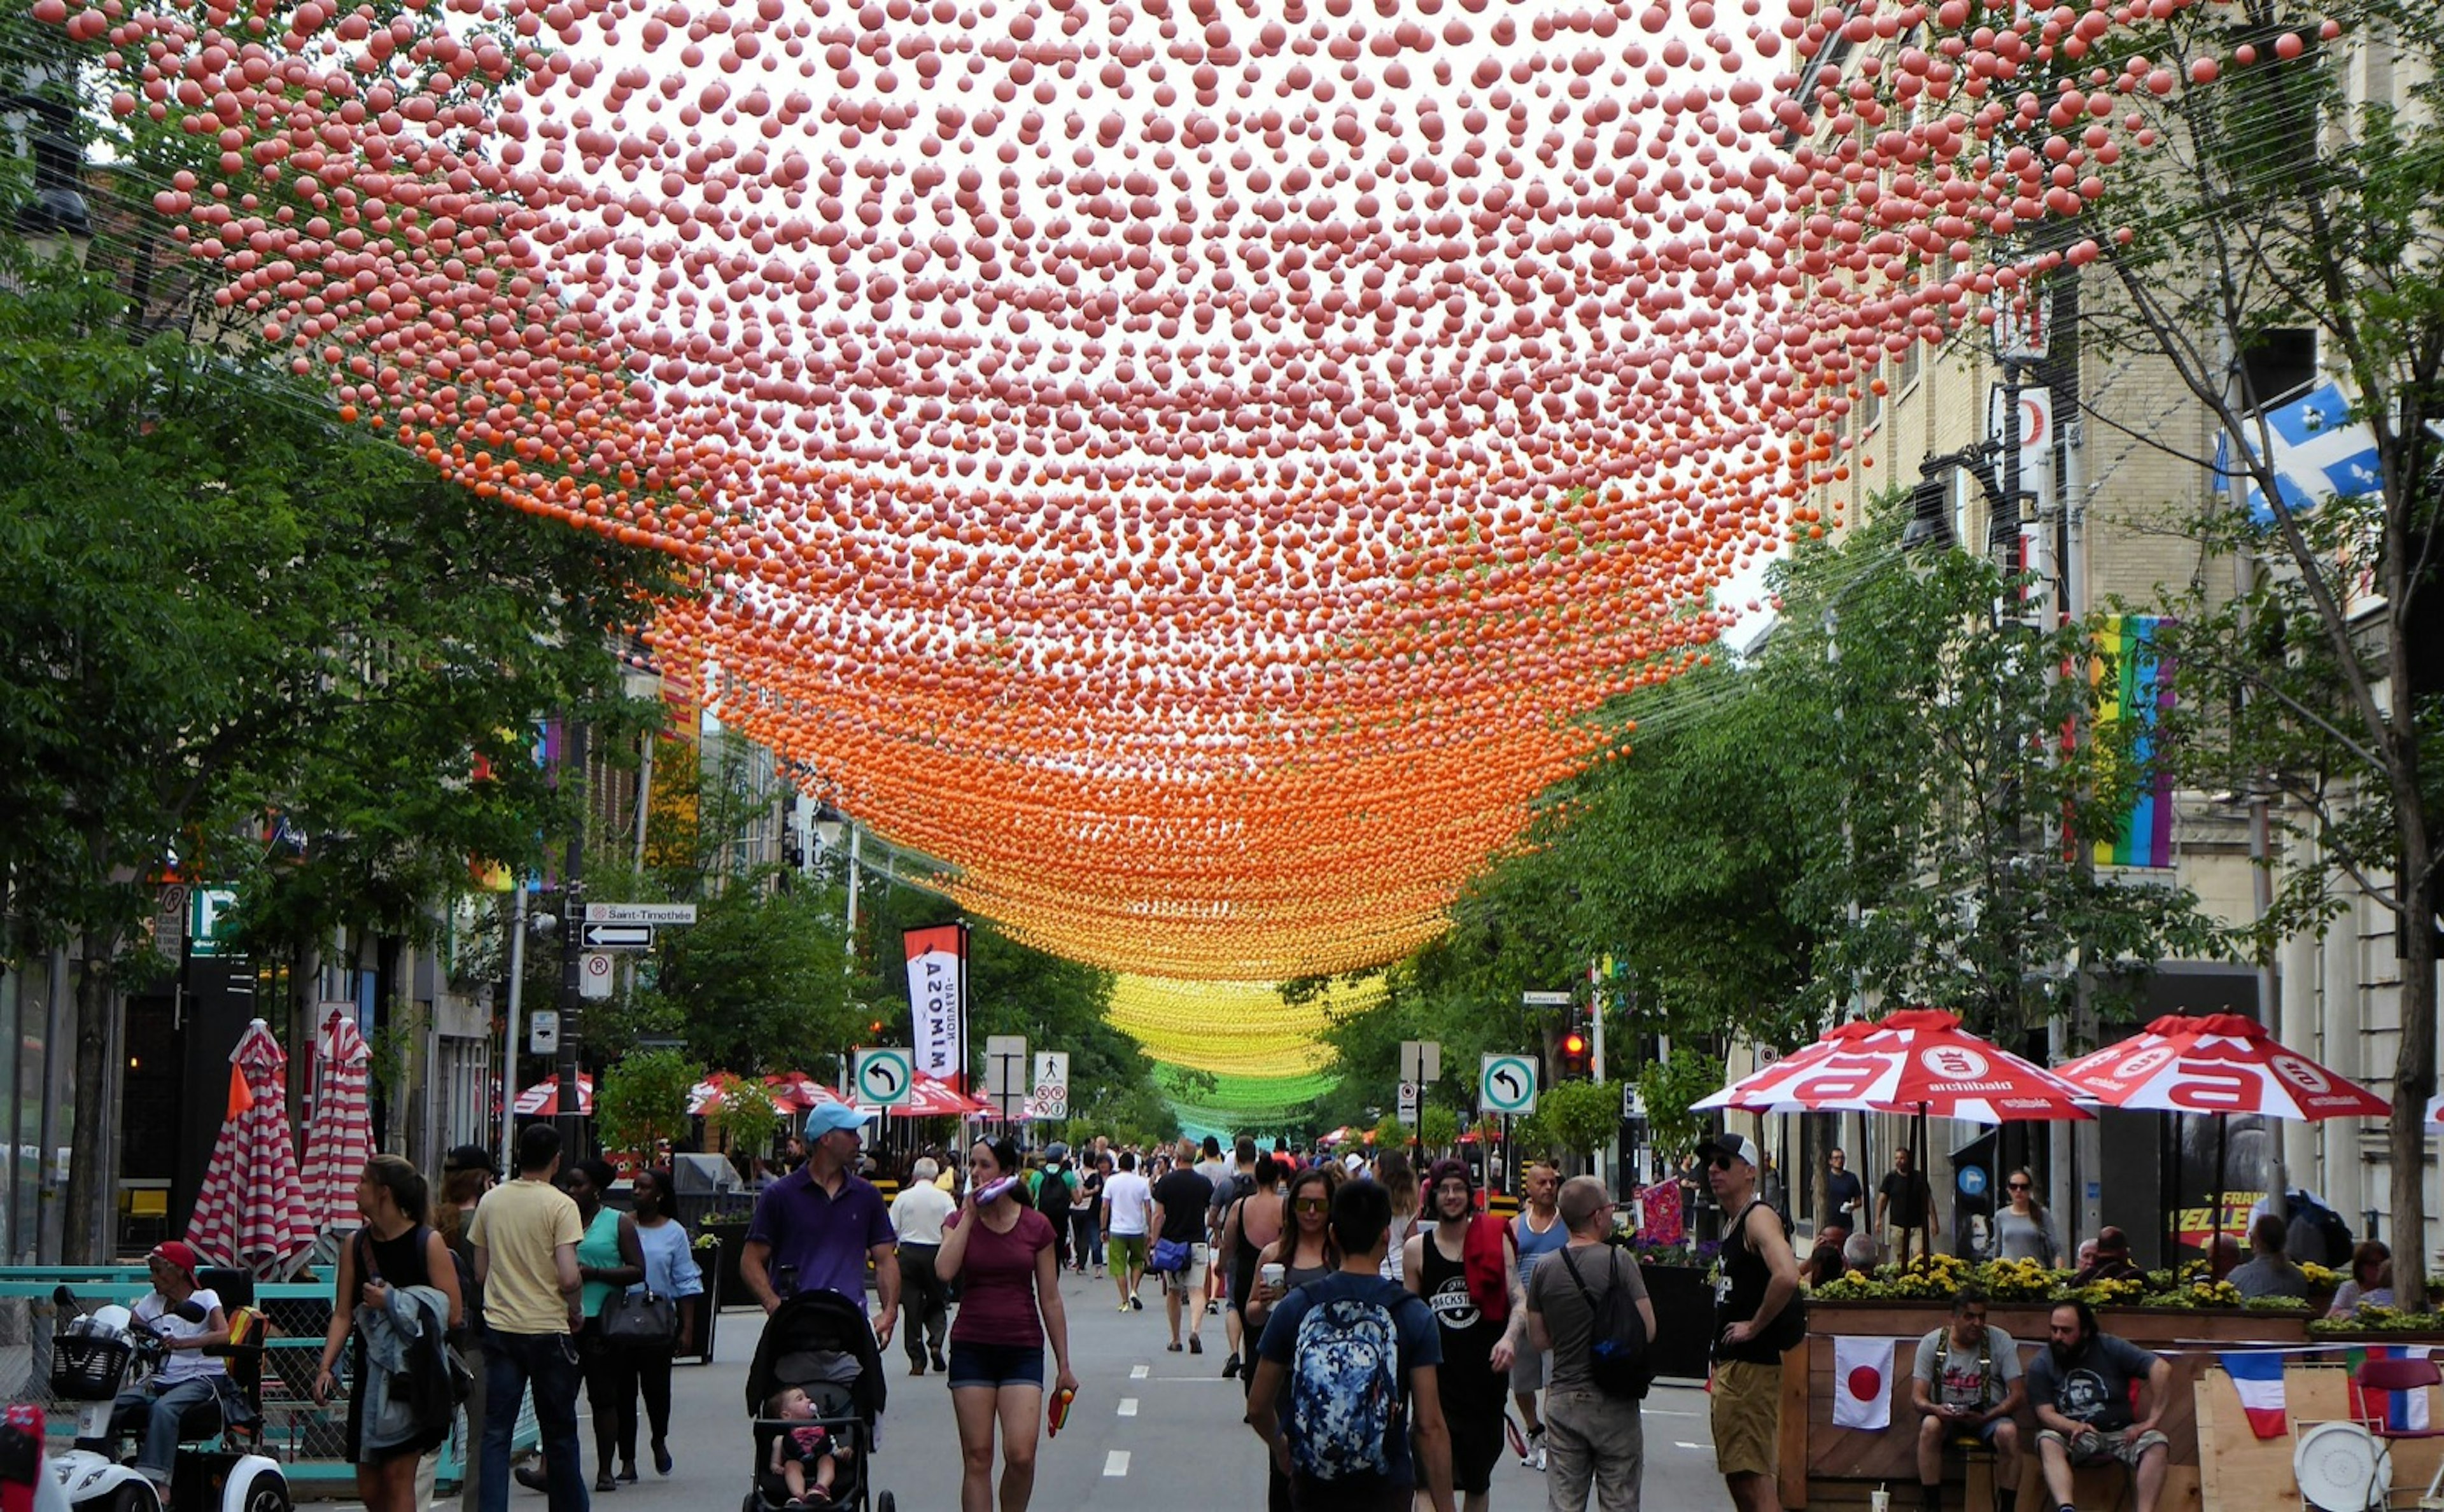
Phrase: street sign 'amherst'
[{"left": 583, "top": 902, "right": 698, "bottom": 925}]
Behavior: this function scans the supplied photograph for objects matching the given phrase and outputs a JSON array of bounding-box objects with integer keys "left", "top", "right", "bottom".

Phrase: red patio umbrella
[
  {"left": 1697, "top": 1009, "right": 2092, "bottom": 1123},
  {"left": 1697, "top": 1009, "right": 2091, "bottom": 1251},
  {"left": 2054, "top": 1013, "right": 2387, "bottom": 1256},
  {"left": 856, "top": 1070, "right": 986, "bottom": 1119},
  {"left": 187, "top": 1019, "right": 317, "bottom": 1277},
  {"left": 297, "top": 1009, "right": 374, "bottom": 1230},
  {"left": 761, "top": 1072, "right": 849, "bottom": 1111},
  {"left": 514, "top": 1073, "right": 593, "bottom": 1117}
]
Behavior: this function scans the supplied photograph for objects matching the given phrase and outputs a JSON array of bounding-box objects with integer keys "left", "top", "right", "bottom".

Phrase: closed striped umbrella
[
  {"left": 186, "top": 1019, "right": 316, "bottom": 1277},
  {"left": 298, "top": 1009, "right": 374, "bottom": 1229}
]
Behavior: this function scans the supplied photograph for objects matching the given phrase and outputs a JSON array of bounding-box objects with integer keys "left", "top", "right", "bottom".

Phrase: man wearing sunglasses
[
  {"left": 1909, "top": 1288, "right": 2025, "bottom": 1512},
  {"left": 1701, "top": 1133, "right": 1801, "bottom": 1512}
]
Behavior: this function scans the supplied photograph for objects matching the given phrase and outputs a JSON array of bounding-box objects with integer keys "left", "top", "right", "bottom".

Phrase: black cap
[{"left": 443, "top": 1144, "right": 496, "bottom": 1176}]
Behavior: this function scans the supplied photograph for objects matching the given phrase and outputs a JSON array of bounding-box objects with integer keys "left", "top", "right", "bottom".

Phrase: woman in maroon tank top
[{"left": 936, "top": 1137, "right": 1078, "bottom": 1512}]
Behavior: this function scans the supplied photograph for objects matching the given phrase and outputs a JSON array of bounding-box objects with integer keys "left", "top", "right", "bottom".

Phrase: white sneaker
[{"left": 1524, "top": 1427, "right": 1546, "bottom": 1471}]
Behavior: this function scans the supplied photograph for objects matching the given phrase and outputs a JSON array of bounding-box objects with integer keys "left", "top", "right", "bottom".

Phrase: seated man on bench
[
  {"left": 2027, "top": 1301, "right": 2171, "bottom": 1512},
  {"left": 1911, "top": 1287, "right": 2025, "bottom": 1512}
]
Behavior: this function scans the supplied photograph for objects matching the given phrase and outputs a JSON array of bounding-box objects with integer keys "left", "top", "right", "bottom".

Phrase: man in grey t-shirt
[
  {"left": 1525, "top": 1176, "right": 1653, "bottom": 1512},
  {"left": 1909, "top": 1289, "right": 2025, "bottom": 1512}
]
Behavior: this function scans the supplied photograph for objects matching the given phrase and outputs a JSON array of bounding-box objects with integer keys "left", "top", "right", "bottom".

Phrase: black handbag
[{"left": 600, "top": 1289, "right": 678, "bottom": 1348}]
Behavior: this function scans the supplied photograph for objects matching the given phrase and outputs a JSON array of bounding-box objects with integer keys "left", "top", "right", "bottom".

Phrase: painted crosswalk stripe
[
  {"left": 1104, "top": 1451, "right": 1131, "bottom": 1478},
  {"left": 1118, "top": 1398, "right": 1139, "bottom": 1417},
  {"left": 1130, "top": 1364, "right": 1149, "bottom": 1380}
]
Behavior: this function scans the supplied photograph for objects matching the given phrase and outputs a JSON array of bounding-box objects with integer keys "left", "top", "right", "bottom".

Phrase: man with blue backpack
[{"left": 1245, "top": 1179, "right": 1456, "bottom": 1512}]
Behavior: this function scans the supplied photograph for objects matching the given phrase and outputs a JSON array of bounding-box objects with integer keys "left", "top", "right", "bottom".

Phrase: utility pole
[{"left": 557, "top": 720, "right": 588, "bottom": 1160}]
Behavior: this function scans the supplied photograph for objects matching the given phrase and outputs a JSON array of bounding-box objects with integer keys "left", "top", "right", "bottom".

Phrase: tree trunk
[
  {"left": 64, "top": 945, "right": 116, "bottom": 1266},
  {"left": 2389, "top": 830, "right": 2436, "bottom": 1305}
]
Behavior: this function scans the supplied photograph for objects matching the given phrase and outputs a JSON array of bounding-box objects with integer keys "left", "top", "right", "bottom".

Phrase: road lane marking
[
  {"left": 1130, "top": 1364, "right": 1149, "bottom": 1379},
  {"left": 1118, "top": 1398, "right": 1139, "bottom": 1417},
  {"left": 1104, "top": 1451, "right": 1131, "bottom": 1477},
  {"left": 1675, "top": 1441, "right": 1711, "bottom": 1452}
]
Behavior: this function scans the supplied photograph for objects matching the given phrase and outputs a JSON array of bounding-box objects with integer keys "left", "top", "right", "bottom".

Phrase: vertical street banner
[{"left": 904, "top": 924, "right": 969, "bottom": 1091}]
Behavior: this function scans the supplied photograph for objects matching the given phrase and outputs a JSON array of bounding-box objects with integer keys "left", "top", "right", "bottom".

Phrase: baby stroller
[{"left": 741, "top": 1291, "right": 892, "bottom": 1512}]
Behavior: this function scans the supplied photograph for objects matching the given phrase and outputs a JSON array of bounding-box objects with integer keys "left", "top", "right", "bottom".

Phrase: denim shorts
[{"left": 945, "top": 1341, "right": 1044, "bottom": 1391}]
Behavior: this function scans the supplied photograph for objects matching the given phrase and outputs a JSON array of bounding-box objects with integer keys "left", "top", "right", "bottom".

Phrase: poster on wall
[{"left": 902, "top": 924, "right": 969, "bottom": 1092}]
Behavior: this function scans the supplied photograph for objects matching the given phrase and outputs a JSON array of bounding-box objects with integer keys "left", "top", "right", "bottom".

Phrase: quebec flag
[{"left": 2214, "top": 382, "right": 2384, "bottom": 525}]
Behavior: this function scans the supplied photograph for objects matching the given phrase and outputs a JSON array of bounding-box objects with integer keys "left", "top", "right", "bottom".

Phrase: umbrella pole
[
  {"left": 2212, "top": 1110, "right": 2230, "bottom": 1271},
  {"left": 2164, "top": 1112, "right": 2179, "bottom": 1273}
]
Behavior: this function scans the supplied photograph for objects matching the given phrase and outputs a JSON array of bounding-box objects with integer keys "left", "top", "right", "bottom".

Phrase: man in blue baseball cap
[{"left": 740, "top": 1103, "right": 900, "bottom": 1347}]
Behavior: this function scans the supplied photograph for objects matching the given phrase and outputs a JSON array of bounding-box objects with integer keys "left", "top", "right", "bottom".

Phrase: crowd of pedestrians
[{"left": 295, "top": 1114, "right": 2342, "bottom": 1512}]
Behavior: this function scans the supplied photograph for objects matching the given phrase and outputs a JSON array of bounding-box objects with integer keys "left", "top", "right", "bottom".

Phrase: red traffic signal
[
  {"left": 1562, "top": 1031, "right": 1589, "bottom": 1056},
  {"left": 1558, "top": 1027, "right": 1591, "bottom": 1078}
]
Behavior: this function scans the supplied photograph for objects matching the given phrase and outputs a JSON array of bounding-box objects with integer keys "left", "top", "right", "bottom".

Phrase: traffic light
[{"left": 1558, "top": 1019, "right": 1592, "bottom": 1079}]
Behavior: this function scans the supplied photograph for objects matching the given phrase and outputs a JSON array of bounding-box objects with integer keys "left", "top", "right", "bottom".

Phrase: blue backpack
[{"left": 1286, "top": 1288, "right": 1404, "bottom": 1481}]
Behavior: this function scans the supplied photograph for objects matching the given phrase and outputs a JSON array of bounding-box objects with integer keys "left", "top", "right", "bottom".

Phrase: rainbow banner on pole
[{"left": 2091, "top": 615, "right": 2175, "bottom": 869}]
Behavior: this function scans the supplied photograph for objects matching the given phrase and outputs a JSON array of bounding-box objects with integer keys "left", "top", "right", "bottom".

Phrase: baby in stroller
[
  {"left": 760, "top": 1387, "right": 852, "bottom": 1509},
  {"left": 741, "top": 1291, "right": 894, "bottom": 1512}
]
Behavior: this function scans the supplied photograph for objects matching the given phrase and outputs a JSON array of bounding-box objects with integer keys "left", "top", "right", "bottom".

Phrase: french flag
[
  {"left": 2350, "top": 1346, "right": 2434, "bottom": 1432},
  {"left": 2221, "top": 1352, "right": 2289, "bottom": 1439}
]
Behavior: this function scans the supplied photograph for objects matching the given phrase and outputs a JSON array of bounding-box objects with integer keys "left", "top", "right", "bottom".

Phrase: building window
[{"left": 2240, "top": 328, "right": 2317, "bottom": 409}]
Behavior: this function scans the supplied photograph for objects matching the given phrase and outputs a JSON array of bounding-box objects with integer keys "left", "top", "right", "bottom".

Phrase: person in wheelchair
[{"left": 91, "top": 1243, "right": 232, "bottom": 1503}]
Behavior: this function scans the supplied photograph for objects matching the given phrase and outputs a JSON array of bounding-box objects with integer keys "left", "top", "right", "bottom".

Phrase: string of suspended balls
[{"left": 24, "top": 0, "right": 2317, "bottom": 1089}]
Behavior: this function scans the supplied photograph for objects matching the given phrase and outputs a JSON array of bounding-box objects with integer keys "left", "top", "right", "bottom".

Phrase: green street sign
[
  {"left": 852, "top": 1047, "right": 915, "bottom": 1107},
  {"left": 1480, "top": 1053, "right": 1538, "bottom": 1115}
]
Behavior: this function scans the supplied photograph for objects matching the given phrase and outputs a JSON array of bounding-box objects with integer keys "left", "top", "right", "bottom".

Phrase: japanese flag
[{"left": 1834, "top": 1337, "right": 1897, "bottom": 1431}]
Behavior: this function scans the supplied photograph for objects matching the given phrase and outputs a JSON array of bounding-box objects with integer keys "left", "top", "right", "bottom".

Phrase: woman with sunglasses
[
  {"left": 1242, "top": 1163, "right": 1341, "bottom": 1512},
  {"left": 1243, "top": 1165, "right": 1340, "bottom": 1335},
  {"left": 1992, "top": 1168, "right": 2060, "bottom": 1267}
]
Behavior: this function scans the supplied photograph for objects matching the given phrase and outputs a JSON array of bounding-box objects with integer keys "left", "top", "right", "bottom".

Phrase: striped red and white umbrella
[
  {"left": 298, "top": 1009, "right": 374, "bottom": 1229},
  {"left": 186, "top": 1019, "right": 317, "bottom": 1277},
  {"left": 514, "top": 1073, "right": 593, "bottom": 1116}
]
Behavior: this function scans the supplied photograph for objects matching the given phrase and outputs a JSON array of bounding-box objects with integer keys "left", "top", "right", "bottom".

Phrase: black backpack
[
  {"left": 1555, "top": 1245, "right": 1654, "bottom": 1400},
  {"left": 2289, "top": 1190, "right": 2354, "bottom": 1266},
  {"left": 1037, "top": 1168, "right": 1071, "bottom": 1217}
]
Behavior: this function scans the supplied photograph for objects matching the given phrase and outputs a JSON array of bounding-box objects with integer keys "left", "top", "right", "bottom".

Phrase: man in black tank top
[
  {"left": 1403, "top": 1160, "right": 1520, "bottom": 1512},
  {"left": 1701, "top": 1133, "right": 1801, "bottom": 1512}
]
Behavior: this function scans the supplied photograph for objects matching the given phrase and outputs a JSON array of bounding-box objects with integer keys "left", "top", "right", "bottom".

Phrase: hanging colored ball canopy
[{"left": 35, "top": 0, "right": 2245, "bottom": 1100}]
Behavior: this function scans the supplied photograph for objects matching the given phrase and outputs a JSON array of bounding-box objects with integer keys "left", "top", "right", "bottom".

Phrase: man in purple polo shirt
[{"left": 741, "top": 1102, "right": 901, "bottom": 1348}]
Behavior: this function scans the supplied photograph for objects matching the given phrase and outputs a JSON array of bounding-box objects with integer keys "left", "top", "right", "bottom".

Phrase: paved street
[{"left": 396, "top": 1268, "right": 1729, "bottom": 1512}]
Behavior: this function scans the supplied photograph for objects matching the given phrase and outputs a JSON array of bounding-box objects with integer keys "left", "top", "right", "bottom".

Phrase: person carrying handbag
[
  {"left": 568, "top": 1159, "right": 645, "bottom": 1492},
  {"left": 609, "top": 1168, "right": 703, "bottom": 1478}
]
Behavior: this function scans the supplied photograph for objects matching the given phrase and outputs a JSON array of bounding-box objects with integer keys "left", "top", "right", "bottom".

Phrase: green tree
[
  {"left": 1417, "top": 1105, "right": 1459, "bottom": 1152},
  {"left": 703, "top": 1079, "right": 783, "bottom": 1161},
  {"left": 596, "top": 1049, "right": 704, "bottom": 1160},
  {"left": 2062, "top": 0, "right": 2444, "bottom": 1300},
  {"left": 1760, "top": 519, "right": 2231, "bottom": 1039},
  {"left": 1537, "top": 1081, "right": 1622, "bottom": 1168},
  {"left": 1635, "top": 1047, "right": 1722, "bottom": 1168},
  {"left": 0, "top": 253, "right": 677, "bottom": 1259}
]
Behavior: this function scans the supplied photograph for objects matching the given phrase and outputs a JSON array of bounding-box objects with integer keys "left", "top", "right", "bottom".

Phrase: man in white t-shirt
[
  {"left": 97, "top": 1242, "right": 229, "bottom": 1496},
  {"left": 1102, "top": 1151, "right": 1155, "bottom": 1312}
]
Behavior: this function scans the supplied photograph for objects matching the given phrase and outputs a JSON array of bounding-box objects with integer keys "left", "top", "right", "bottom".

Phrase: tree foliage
[
  {"left": 0, "top": 251, "right": 680, "bottom": 1258},
  {"left": 1314, "top": 501, "right": 2230, "bottom": 1137},
  {"left": 596, "top": 1049, "right": 703, "bottom": 1159},
  {"left": 2072, "top": 0, "right": 2444, "bottom": 1299}
]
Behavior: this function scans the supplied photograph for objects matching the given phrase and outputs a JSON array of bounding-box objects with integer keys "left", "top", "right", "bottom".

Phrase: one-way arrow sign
[{"left": 581, "top": 923, "right": 653, "bottom": 951}]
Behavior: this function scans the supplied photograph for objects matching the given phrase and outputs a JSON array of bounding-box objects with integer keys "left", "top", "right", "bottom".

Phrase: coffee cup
[
  {"left": 1870, "top": 1490, "right": 1890, "bottom": 1512},
  {"left": 1260, "top": 1263, "right": 1286, "bottom": 1291}
]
